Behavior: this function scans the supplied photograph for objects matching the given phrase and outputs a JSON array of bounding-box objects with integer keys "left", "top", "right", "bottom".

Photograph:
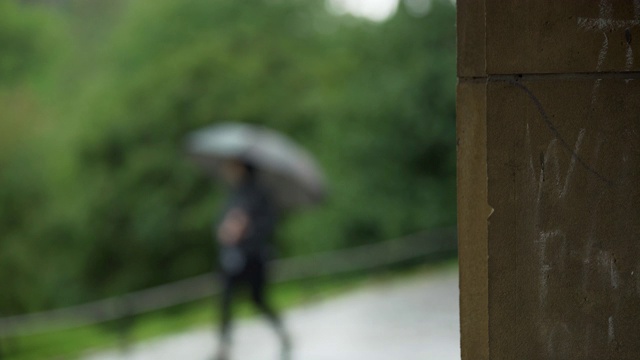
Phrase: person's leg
[
  {"left": 217, "top": 273, "right": 236, "bottom": 360},
  {"left": 247, "top": 258, "right": 278, "bottom": 323},
  {"left": 247, "top": 258, "right": 291, "bottom": 358}
]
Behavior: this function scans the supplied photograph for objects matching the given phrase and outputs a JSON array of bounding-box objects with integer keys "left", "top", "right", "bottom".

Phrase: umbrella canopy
[{"left": 185, "top": 122, "right": 327, "bottom": 210}]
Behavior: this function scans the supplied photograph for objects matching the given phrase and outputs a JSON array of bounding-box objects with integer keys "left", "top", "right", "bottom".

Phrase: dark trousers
[{"left": 219, "top": 254, "right": 284, "bottom": 343}]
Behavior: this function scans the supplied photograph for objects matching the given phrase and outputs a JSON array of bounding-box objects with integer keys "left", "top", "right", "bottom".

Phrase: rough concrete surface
[
  {"left": 456, "top": 81, "right": 489, "bottom": 360},
  {"left": 486, "top": 77, "right": 640, "bottom": 359},
  {"left": 84, "top": 268, "right": 460, "bottom": 360},
  {"left": 485, "top": 0, "right": 640, "bottom": 74},
  {"left": 458, "top": 0, "right": 640, "bottom": 359}
]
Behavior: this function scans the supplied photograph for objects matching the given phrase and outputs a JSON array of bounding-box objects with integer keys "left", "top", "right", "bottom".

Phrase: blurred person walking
[
  {"left": 214, "top": 159, "right": 290, "bottom": 360},
  {"left": 185, "top": 122, "right": 327, "bottom": 360}
]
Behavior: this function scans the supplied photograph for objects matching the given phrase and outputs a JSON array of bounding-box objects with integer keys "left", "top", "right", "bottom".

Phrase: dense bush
[{"left": 0, "top": 0, "right": 456, "bottom": 314}]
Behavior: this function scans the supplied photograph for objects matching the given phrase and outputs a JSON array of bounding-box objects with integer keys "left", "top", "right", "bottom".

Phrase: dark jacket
[{"left": 216, "top": 177, "right": 278, "bottom": 258}]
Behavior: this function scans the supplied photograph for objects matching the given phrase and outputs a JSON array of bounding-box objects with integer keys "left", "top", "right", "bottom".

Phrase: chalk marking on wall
[
  {"left": 581, "top": 257, "right": 591, "bottom": 294},
  {"left": 600, "top": 0, "right": 613, "bottom": 19},
  {"left": 537, "top": 230, "right": 564, "bottom": 306},
  {"left": 577, "top": 0, "right": 639, "bottom": 31},
  {"left": 526, "top": 123, "right": 536, "bottom": 185},
  {"left": 577, "top": 18, "right": 640, "bottom": 31},
  {"left": 576, "top": 0, "right": 639, "bottom": 32},
  {"left": 578, "top": 0, "right": 638, "bottom": 95},
  {"left": 597, "top": 32, "right": 609, "bottom": 69},
  {"left": 596, "top": 252, "right": 620, "bottom": 289},
  {"left": 519, "top": 4, "right": 636, "bottom": 345},
  {"left": 634, "top": 263, "right": 640, "bottom": 297},
  {"left": 637, "top": 263, "right": 640, "bottom": 296},
  {"left": 539, "top": 263, "right": 552, "bottom": 306},
  {"left": 551, "top": 142, "right": 562, "bottom": 194},
  {"left": 592, "top": 78, "right": 603, "bottom": 104},
  {"left": 533, "top": 128, "right": 586, "bottom": 201},
  {"left": 560, "top": 128, "right": 586, "bottom": 198},
  {"left": 578, "top": 140, "right": 607, "bottom": 309},
  {"left": 510, "top": 81, "right": 615, "bottom": 186},
  {"left": 625, "top": 22, "right": 634, "bottom": 74},
  {"left": 540, "top": 138, "right": 561, "bottom": 196},
  {"left": 581, "top": 190, "right": 606, "bottom": 294},
  {"left": 610, "top": 256, "right": 620, "bottom": 289},
  {"left": 537, "top": 229, "right": 551, "bottom": 305},
  {"left": 625, "top": 45, "right": 634, "bottom": 71},
  {"left": 546, "top": 322, "right": 571, "bottom": 358},
  {"left": 608, "top": 316, "right": 615, "bottom": 343},
  {"left": 591, "top": 32, "right": 608, "bottom": 103}
]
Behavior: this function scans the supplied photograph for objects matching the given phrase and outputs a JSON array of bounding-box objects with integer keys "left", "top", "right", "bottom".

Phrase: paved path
[{"left": 85, "top": 268, "right": 460, "bottom": 360}]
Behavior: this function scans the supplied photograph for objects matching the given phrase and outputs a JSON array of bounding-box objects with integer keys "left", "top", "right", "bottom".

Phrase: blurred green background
[{"left": 0, "top": 0, "right": 456, "bottom": 322}]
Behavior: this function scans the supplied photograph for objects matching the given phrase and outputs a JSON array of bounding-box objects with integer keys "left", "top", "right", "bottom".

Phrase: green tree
[
  {"left": 0, "top": 0, "right": 458, "bottom": 314},
  {"left": 0, "top": 0, "right": 67, "bottom": 314}
]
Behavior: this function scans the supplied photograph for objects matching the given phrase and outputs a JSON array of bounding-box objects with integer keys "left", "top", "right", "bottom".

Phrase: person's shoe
[
  {"left": 280, "top": 334, "right": 292, "bottom": 360},
  {"left": 214, "top": 350, "right": 228, "bottom": 360},
  {"left": 281, "top": 348, "right": 291, "bottom": 360},
  {"left": 214, "top": 342, "right": 230, "bottom": 360}
]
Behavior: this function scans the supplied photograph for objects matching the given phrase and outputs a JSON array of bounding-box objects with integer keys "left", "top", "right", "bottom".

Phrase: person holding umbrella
[
  {"left": 186, "top": 123, "right": 327, "bottom": 360},
  {"left": 215, "top": 158, "right": 290, "bottom": 360}
]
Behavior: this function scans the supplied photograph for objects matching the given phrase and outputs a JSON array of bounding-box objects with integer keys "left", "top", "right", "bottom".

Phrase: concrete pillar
[{"left": 457, "top": 1, "right": 640, "bottom": 359}]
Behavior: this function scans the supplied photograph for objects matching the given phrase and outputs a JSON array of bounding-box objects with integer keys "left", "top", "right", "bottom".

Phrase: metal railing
[{"left": 0, "top": 228, "right": 457, "bottom": 338}]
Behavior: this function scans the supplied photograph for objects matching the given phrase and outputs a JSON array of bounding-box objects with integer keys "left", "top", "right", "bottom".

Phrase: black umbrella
[{"left": 185, "top": 122, "right": 327, "bottom": 210}]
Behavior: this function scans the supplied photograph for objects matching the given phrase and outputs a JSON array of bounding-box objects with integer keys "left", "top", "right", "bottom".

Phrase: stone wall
[{"left": 457, "top": 1, "right": 640, "bottom": 359}]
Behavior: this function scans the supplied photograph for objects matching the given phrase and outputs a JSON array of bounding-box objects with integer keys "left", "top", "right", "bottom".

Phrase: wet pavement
[{"left": 85, "top": 267, "right": 460, "bottom": 360}]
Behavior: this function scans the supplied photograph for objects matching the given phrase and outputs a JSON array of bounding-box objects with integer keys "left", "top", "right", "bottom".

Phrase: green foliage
[
  {"left": 0, "top": 1, "right": 68, "bottom": 315},
  {"left": 0, "top": 0, "right": 64, "bottom": 86},
  {"left": 281, "top": 0, "right": 457, "bottom": 251},
  {"left": 0, "top": 0, "right": 457, "bottom": 319}
]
